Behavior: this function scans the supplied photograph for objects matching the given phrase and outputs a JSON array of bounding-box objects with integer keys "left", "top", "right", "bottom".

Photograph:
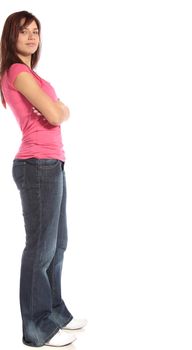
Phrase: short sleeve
[{"left": 7, "top": 63, "right": 31, "bottom": 86}]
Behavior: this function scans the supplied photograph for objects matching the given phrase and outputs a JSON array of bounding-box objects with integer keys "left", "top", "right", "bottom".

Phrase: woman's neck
[{"left": 17, "top": 54, "right": 31, "bottom": 68}]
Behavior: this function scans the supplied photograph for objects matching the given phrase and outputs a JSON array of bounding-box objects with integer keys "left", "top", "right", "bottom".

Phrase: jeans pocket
[
  {"left": 38, "top": 159, "right": 61, "bottom": 170},
  {"left": 12, "top": 162, "right": 26, "bottom": 190}
]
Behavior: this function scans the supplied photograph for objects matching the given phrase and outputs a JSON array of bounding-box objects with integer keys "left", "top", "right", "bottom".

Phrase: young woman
[{"left": 0, "top": 10, "right": 87, "bottom": 347}]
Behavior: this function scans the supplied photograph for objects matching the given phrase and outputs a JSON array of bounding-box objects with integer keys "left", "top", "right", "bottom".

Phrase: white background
[{"left": 0, "top": 1, "right": 192, "bottom": 349}]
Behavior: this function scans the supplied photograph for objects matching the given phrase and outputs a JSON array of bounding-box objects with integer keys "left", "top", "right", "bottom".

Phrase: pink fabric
[{"left": 1, "top": 63, "right": 65, "bottom": 161}]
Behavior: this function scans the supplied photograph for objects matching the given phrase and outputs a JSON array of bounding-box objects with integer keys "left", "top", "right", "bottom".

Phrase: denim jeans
[{"left": 12, "top": 158, "right": 73, "bottom": 346}]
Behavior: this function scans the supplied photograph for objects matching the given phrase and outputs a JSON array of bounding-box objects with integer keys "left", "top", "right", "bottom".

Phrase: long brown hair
[{"left": 0, "top": 11, "right": 41, "bottom": 107}]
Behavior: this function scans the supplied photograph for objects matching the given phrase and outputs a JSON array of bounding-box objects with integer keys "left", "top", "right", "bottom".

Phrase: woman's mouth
[{"left": 26, "top": 43, "right": 36, "bottom": 47}]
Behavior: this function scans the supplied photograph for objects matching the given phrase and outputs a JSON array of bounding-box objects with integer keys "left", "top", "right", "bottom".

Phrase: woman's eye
[{"left": 20, "top": 30, "right": 39, "bottom": 35}]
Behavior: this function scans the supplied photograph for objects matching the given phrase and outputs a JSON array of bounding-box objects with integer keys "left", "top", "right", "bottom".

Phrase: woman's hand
[
  {"left": 32, "top": 106, "right": 42, "bottom": 116},
  {"left": 55, "top": 100, "right": 70, "bottom": 121}
]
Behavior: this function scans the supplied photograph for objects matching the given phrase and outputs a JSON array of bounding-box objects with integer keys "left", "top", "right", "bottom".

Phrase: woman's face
[{"left": 16, "top": 19, "right": 40, "bottom": 57}]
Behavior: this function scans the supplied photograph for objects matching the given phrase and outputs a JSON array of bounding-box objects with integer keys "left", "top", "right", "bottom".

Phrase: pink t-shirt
[{"left": 1, "top": 63, "right": 65, "bottom": 161}]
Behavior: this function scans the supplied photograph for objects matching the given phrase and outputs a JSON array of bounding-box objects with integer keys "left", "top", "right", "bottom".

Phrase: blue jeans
[{"left": 12, "top": 158, "right": 73, "bottom": 346}]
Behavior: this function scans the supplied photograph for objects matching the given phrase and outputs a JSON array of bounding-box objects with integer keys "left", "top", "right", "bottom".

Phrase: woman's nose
[{"left": 28, "top": 32, "right": 35, "bottom": 39}]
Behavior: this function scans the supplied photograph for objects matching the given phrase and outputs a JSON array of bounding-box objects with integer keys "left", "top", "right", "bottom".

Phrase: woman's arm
[{"left": 13, "top": 72, "right": 70, "bottom": 126}]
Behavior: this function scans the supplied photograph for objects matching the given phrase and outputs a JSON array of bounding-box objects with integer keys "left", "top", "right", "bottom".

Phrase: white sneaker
[
  {"left": 63, "top": 318, "right": 88, "bottom": 330},
  {"left": 45, "top": 329, "right": 76, "bottom": 347}
]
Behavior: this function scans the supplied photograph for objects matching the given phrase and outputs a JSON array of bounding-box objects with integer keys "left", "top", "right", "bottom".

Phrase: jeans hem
[
  {"left": 22, "top": 326, "right": 60, "bottom": 347},
  {"left": 60, "top": 314, "right": 73, "bottom": 328}
]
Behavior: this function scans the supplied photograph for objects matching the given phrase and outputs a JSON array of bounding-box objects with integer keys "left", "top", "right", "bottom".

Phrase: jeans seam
[{"left": 31, "top": 163, "right": 41, "bottom": 328}]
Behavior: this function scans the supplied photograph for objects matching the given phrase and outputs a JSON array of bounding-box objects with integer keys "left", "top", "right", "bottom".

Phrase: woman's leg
[
  {"left": 12, "top": 158, "right": 71, "bottom": 346},
  {"left": 47, "top": 162, "right": 73, "bottom": 327}
]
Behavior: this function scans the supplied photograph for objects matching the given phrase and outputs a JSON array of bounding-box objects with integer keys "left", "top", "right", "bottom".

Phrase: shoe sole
[{"left": 44, "top": 337, "right": 76, "bottom": 347}]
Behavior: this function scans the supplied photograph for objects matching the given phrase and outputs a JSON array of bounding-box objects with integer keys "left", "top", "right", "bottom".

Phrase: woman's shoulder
[
  {"left": 8, "top": 63, "right": 31, "bottom": 77},
  {"left": 6, "top": 63, "right": 32, "bottom": 86},
  {"left": 2, "top": 63, "right": 30, "bottom": 83}
]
